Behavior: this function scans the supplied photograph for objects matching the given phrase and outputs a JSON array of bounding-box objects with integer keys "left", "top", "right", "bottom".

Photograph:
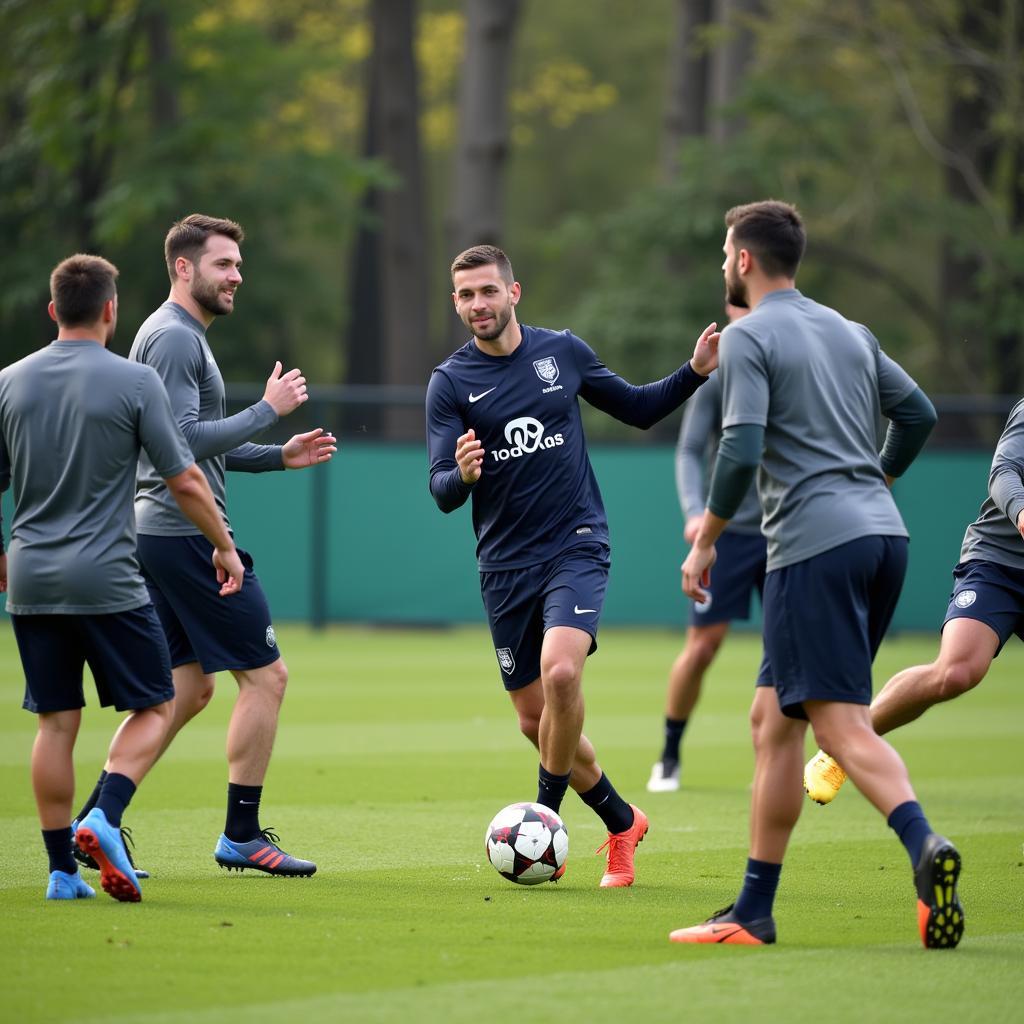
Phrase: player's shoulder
[{"left": 130, "top": 302, "right": 204, "bottom": 362}]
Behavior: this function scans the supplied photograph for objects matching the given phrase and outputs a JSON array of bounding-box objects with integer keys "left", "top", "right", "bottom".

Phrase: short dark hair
[
  {"left": 165, "top": 213, "right": 245, "bottom": 281},
  {"left": 49, "top": 254, "right": 119, "bottom": 327},
  {"left": 725, "top": 200, "right": 805, "bottom": 278},
  {"left": 450, "top": 244, "right": 514, "bottom": 285}
]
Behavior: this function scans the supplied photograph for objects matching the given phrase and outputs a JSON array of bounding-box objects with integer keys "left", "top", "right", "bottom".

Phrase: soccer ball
[{"left": 485, "top": 802, "right": 568, "bottom": 885}]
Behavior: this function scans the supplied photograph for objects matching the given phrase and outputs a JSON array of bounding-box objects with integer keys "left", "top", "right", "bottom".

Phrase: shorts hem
[{"left": 195, "top": 650, "right": 282, "bottom": 675}]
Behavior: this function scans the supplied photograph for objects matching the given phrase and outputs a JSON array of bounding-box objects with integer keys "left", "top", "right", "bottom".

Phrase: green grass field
[{"left": 2, "top": 625, "right": 1022, "bottom": 1023}]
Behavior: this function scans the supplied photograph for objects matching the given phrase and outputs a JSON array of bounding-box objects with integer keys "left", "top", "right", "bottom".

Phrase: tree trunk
[
  {"left": 448, "top": 0, "right": 523, "bottom": 255},
  {"left": 662, "top": 0, "right": 712, "bottom": 182},
  {"left": 708, "top": 0, "right": 760, "bottom": 146},
  {"left": 345, "top": 0, "right": 431, "bottom": 439},
  {"left": 143, "top": 2, "right": 179, "bottom": 129}
]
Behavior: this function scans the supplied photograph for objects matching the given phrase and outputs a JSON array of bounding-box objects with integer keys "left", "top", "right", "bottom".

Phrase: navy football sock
[
  {"left": 226, "top": 783, "right": 263, "bottom": 842},
  {"left": 732, "top": 857, "right": 782, "bottom": 922},
  {"left": 95, "top": 773, "right": 137, "bottom": 829},
  {"left": 887, "top": 800, "right": 932, "bottom": 866},
  {"left": 74, "top": 769, "right": 107, "bottom": 824},
  {"left": 43, "top": 827, "right": 77, "bottom": 875},
  {"left": 579, "top": 772, "right": 634, "bottom": 835},
  {"left": 660, "top": 717, "right": 687, "bottom": 765},
  {"left": 537, "top": 765, "right": 571, "bottom": 815}
]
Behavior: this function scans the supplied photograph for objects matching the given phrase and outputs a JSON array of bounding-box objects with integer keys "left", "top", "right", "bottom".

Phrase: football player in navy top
[{"left": 426, "top": 245, "right": 719, "bottom": 886}]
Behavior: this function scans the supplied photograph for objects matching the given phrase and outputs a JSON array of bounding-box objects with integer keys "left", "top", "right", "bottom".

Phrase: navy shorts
[
  {"left": 942, "top": 559, "right": 1024, "bottom": 654},
  {"left": 137, "top": 534, "right": 281, "bottom": 674},
  {"left": 755, "top": 535, "right": 908, "bottom": 719},
  {"left": 690, "top": 530, "right": 767, "bottom": 626},
  {"left": 12, "top": 604, "right": 175, "bottom": 714},
  {"left": 480, "top": 542, "right": 610, "bottom": 690}
]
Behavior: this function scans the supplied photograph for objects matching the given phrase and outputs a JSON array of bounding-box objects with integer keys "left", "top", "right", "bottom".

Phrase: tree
[{"left": 662, "top": 0, "right": 713, "bottom": 182}]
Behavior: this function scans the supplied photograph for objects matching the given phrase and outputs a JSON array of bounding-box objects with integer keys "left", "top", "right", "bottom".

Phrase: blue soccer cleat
[
  {"left": 45, "top": 869, "right": 96, "bottom": 901},
  {"left": 214, "top": 828, "right": 317, "bottom": 877},
  {"left": 75, "top": 809, "right": 142, "bottom": 902},
  {"left": 72, "top": 818, "right": 149, "bottom": 879}
]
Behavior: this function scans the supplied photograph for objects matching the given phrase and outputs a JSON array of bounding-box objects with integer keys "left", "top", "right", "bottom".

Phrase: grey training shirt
[
  {"left": 130, "top": 302, "right": 282, "bottom": 535},
  {"left": 719, "top": 289, "right": 917, "bottom": 572},
  {"left": 0, "top": 341, "right": 193, "bottom": 613},
  {"left": 676, "top": 372, "right": 762, "bottom": 535},
  {"left": 959, "top": 399, "right": 1024, "bottom": 569}
]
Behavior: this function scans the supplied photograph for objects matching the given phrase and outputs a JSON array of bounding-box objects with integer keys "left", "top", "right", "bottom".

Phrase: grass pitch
[{"left": 1, "top": 625, "right": 1021, "bottom": 1023}]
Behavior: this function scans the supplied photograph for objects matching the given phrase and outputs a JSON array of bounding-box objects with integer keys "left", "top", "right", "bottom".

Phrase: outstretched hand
[
  {"left": 283, "top": 427, "right": 337, "bottom": 469},
  {"left": 690, "top": 322, "right": 721, "bottom": 376}
]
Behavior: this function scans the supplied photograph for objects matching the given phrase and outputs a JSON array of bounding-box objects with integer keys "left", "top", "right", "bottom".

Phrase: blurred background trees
[{"left": 2, "top": 0, "right": 1021, "bottom": 441}]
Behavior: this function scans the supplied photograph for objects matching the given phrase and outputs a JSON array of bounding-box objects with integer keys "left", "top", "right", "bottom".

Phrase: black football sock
[
  {"left": 74, "top": 769, "right": 107, "bottom": 824},
  {"left": 537, "top": 765, "right": 572, "bottom": 815},
  {"left": 660, "top": 717, "right": 687, "bottom": 765},
  {"left": 888, "top": 800, "right": 932, "bottom": 866},
  {"left": 579, "top": 772, "right": 634, "bottom": 835},
  {"left": 225, "top": 783, "right": 263, "bottom": 842},
  {"left": 43, "top": 827, "right": 77, "bottom": 875},
  {"left": 732, "top": 857, "right": 782, "bottom": 922},
  {"left": 95, "top": 773, "right": 137, "bottom": 829}
]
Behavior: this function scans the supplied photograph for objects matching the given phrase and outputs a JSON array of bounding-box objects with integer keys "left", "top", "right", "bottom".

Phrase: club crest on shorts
[
  {"left": 953, "top": 590, "right": 976, "bottom": 609},
  {"left": 496, "top": 647, "right": 515, "bottom": 674},
  {"left": 533, "top": 357, "right": 559, "bottom": 384},
  {"left": 694, "top": 592, "right": 713, "bottom": 613},
  {"left": 265, "top": 625, "right": 277, "bottom": 647}
]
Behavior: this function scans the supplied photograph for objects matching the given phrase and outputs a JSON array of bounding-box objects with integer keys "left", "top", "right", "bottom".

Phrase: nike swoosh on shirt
[
  {"left": 574, "top": 606, "right": 597, "bottom": 615},
  {"left": 468, "top": 387, "right": 497, "bottom": 403}
]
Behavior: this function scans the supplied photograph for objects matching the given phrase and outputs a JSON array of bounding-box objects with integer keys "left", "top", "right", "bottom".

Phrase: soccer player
[
  {"left": 668, "top": 201, "right": 963, "bottom": 949},
  {"left": 805, "top": 397, "right": 1024, "bottom": 803},
  {"left": 648, "top": 298, "right": 765, "bottom": 793},
  {"left": 0, "top": 254, "right": 245, "bottom": 902},
  {"left": 75, "top": 214, "right": 335, "bottom": 879},
  {"left": 426, "top": 244, "right": 720, "bottom": 887}
]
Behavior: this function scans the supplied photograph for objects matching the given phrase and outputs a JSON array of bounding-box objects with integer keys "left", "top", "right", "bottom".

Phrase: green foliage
[{"left": 0, "top": 0, "right": 379, "bottom": 379}]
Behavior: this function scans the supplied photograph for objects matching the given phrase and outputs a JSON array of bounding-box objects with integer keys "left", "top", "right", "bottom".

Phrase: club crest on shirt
[
  {"left": 496, "top": 647, "right": 515, "bottom": 674},
  {"left": 533, "top": 357, "right": 559, "bottom": 384}
]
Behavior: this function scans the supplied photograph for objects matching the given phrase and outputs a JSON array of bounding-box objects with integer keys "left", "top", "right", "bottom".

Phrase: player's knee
[
  {"left": 516, "top": 710, "right": 540, "bottom": 744},
  {"left": 935, "top": 659, "right": 985, "bottom": 701},
  {"left": 688, "top": 633, "right": 723, "bottom": 670},
  {"left": 541, "top": 659, "right": 581, "bottom": 702},
  {"left": 266, "top": 658, "right": 289, "bottom": 702}
]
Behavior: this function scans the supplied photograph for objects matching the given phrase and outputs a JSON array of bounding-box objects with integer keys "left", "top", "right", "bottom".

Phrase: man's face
[
  {"left": 722, "top": 228, "right": 748, "bottom": 308},
  {"left": 452, "top": 265, "right": 520, "bottom": 342},
  {"left": 189, "top": 234, "right": 243, "bottom": 317}
]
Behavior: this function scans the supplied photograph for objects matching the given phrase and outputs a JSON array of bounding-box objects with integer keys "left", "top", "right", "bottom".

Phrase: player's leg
[
  {"left": 72, "top": 605, "right": 178, "bottom": 902},
  {"left": 536, "top": 624, "right": 590, "bottom": 779},
  {"left": 649, "top": 621, "right": 730, "bottom": 792},
  {"left": 870, "top": 617, "right": 998, "bottom": 734},
  {"left": 12, "top": 614, "right": 96, "bottom": 900},
  {"left": 805, "top": 561, "right": 1012, "bottom": 803}
]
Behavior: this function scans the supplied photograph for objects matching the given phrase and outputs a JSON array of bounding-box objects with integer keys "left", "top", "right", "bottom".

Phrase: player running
[
  {"left": 0, "top": 254, "right": 244, "bottom": 902},
  {"left": 648, "top": 298, "right": 765, "bottom": 793},
  {"left": 668, "top": 201, "right": 962, "bottom": 949},
  {"left": 426, "top": 244, "right": 719, "bottom": 887},
  {"left": 805, "top": 397, "right": 1024, "bottom": 804}
]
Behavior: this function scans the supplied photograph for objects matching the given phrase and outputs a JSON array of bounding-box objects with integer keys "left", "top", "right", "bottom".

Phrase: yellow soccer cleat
[{"left": 803, "top": 749, "right": 847, "bottom": 805}]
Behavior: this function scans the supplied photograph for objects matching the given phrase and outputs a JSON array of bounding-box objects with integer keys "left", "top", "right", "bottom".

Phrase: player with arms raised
[{"left": 426, "top": 244, "right": 719, "bottom": 887}]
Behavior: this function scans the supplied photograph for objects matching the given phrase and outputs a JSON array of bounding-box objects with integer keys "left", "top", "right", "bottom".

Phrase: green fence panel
[{"left": 0, "top": 446, "right": 996, "bottom": 632}]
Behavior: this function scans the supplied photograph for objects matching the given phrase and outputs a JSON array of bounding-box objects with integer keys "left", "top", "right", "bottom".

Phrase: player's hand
[
  {"left": 683, "top": 514, "right": 704, "bottom": 545},
  {"left": 0, "top": 552, "right": 6, "bottom": 593},
  {"left": 1017, "top": 508, "right": 1024, "bottom": 540},
  {"left": 681, "top": 542, "right": 716, "bottom": 602},
  {"left": 212, "top": 546, "right": 245, "bottom": 597},
  {"left": 689, "top": 322, "right": 721, "bottom": 376},
  {"left": 283, "top": 427, "right": 337, "bottom": 469},
  {"left": 263, "top": 361, "right": 308, "bottom": 416},
  {"left": 456, "top": 428, "right": 484, "bottom": 485}
]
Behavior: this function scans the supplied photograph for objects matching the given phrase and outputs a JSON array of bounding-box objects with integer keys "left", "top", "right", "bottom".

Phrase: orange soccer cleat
[{"left": 596, "top": 804, "right": 649, "bottom": 887}]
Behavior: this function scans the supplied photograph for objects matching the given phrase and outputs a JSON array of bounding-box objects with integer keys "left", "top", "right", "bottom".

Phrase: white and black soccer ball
[{"left": 484, "top": 802, "right": 568, "bottom": 885}]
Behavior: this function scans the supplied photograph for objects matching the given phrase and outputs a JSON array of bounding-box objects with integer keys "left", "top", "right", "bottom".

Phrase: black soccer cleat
[{"left": 914, "top": 833, "right": 964, "bottom": 949}]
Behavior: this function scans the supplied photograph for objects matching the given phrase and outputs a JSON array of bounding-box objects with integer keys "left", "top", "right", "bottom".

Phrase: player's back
[
  {"left": 0, "top": 342, "right": 182, "bottom": 612},
  {"left": 720, "top": 289, "right": 915, "bottom": 570}
]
